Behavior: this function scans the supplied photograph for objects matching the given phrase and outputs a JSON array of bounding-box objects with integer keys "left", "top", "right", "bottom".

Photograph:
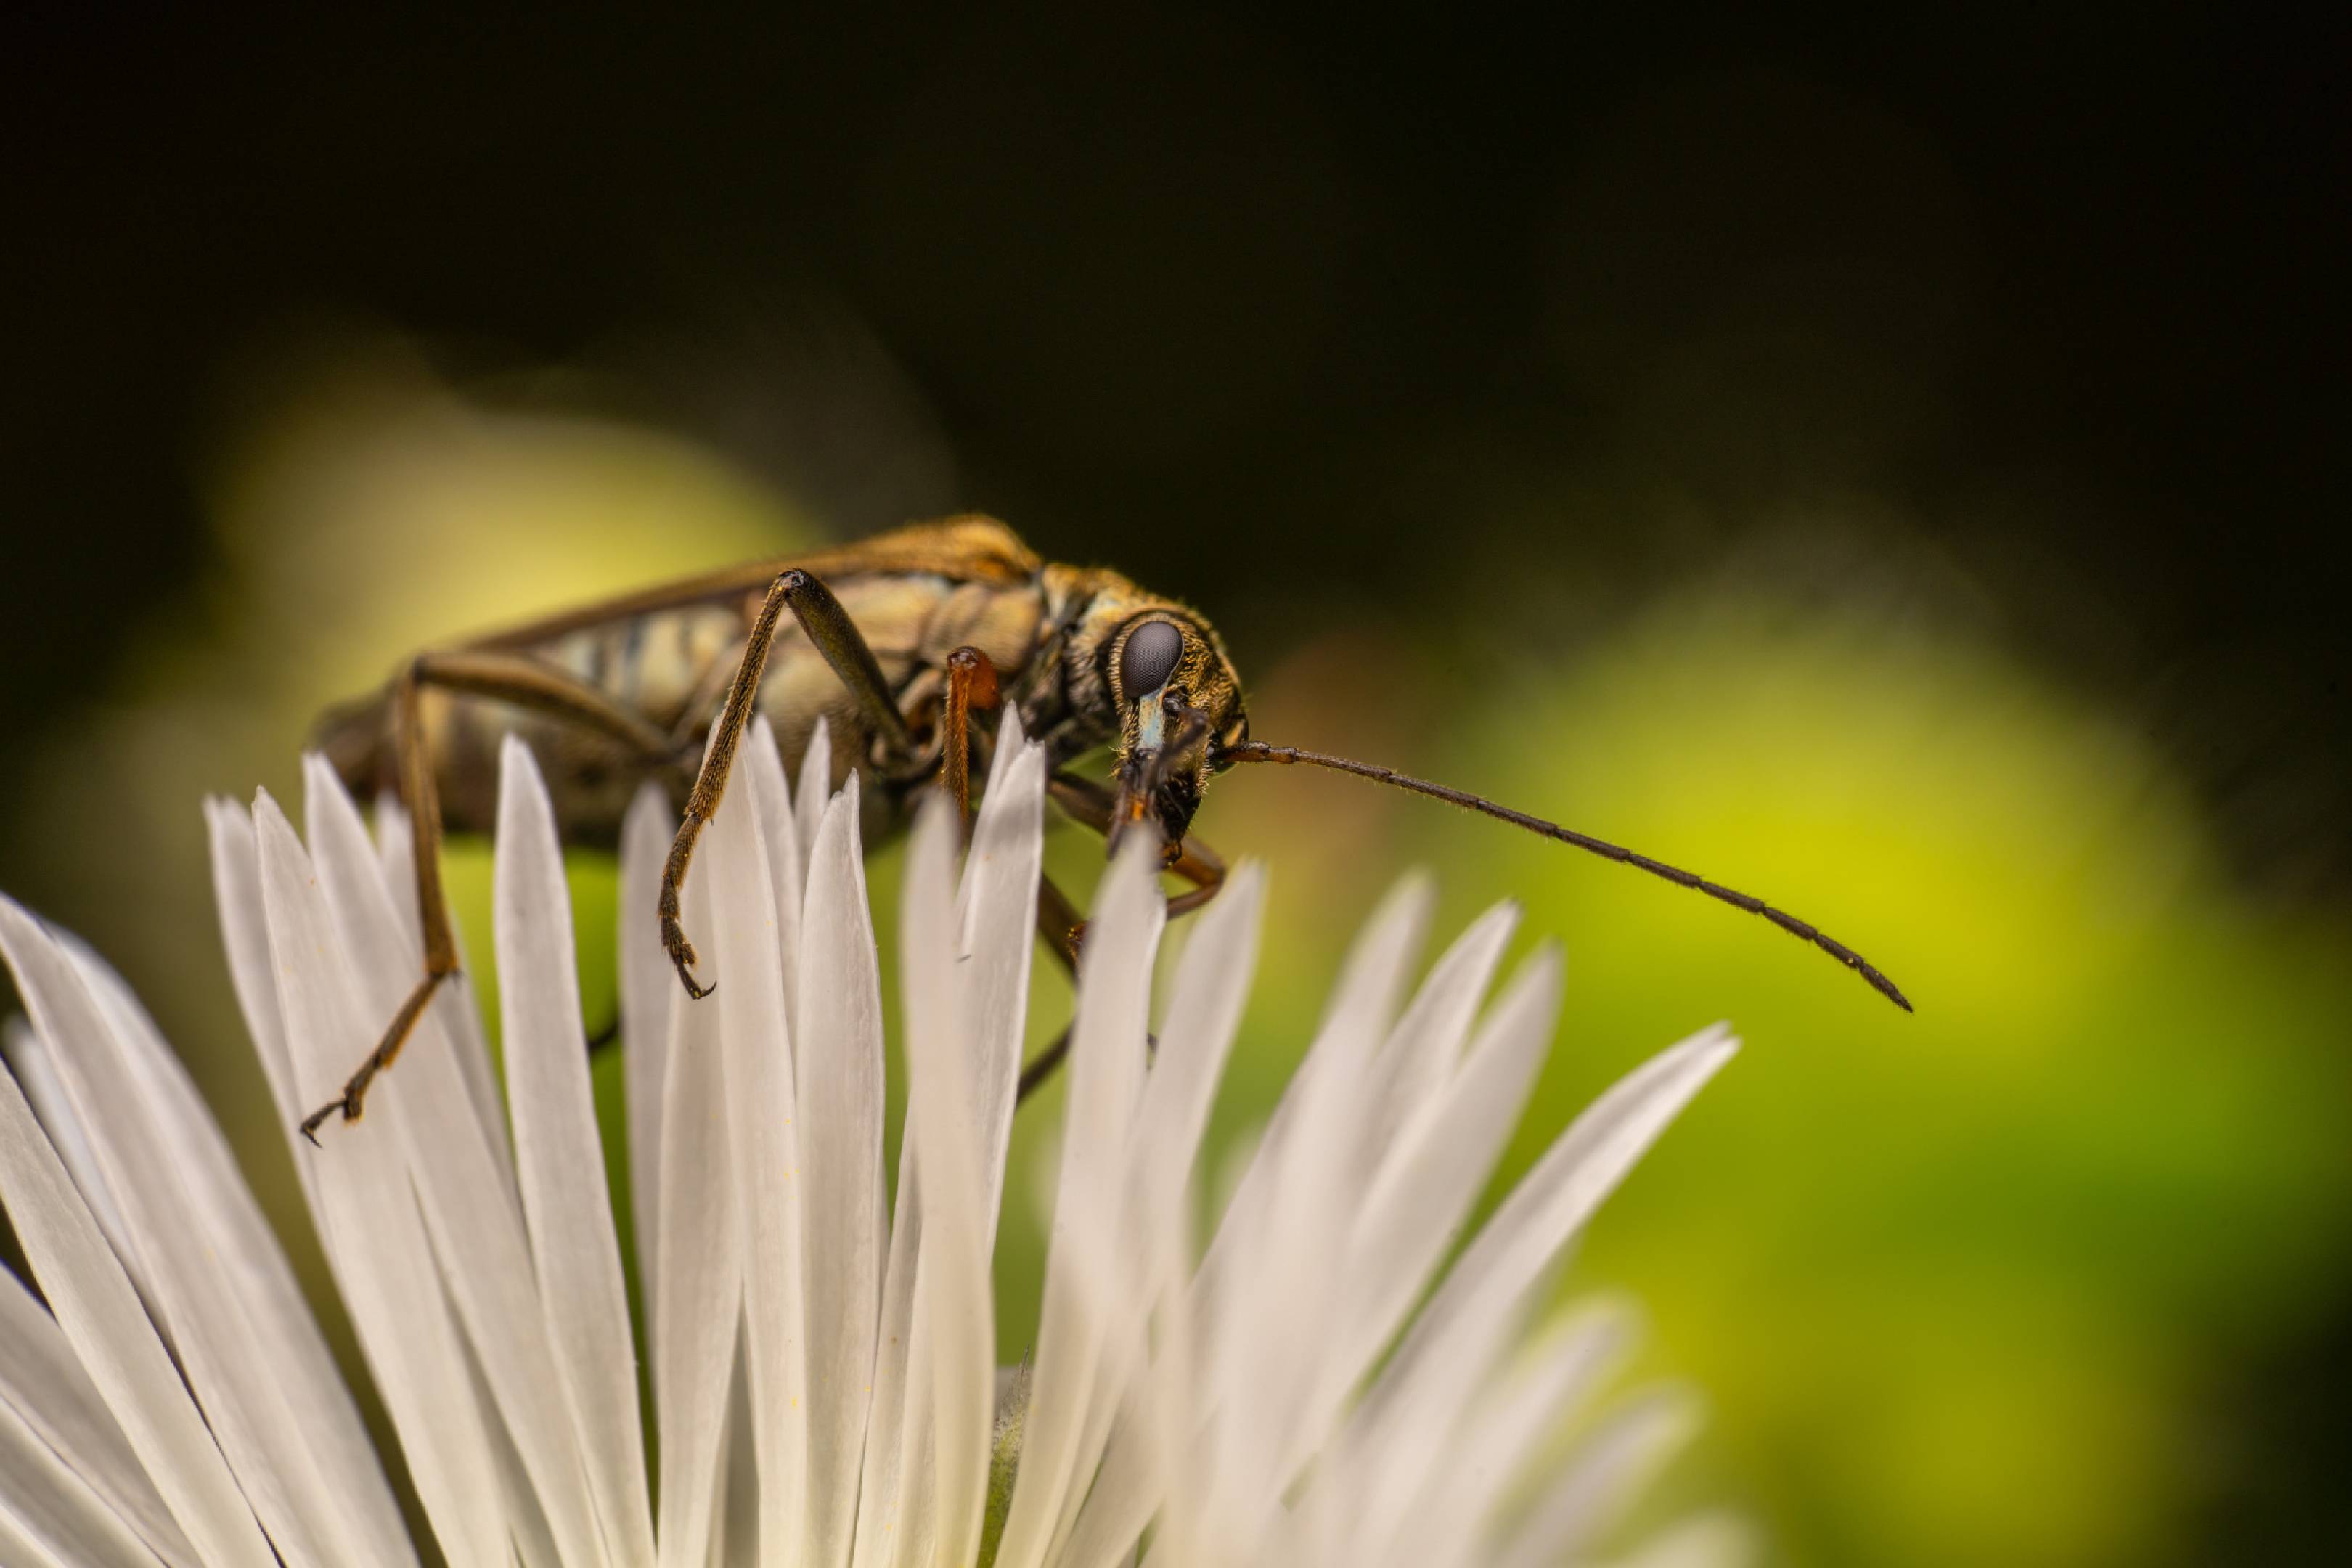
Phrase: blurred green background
[{"left": 4, "top": 8, "right": 2346, "bottom": 1565}]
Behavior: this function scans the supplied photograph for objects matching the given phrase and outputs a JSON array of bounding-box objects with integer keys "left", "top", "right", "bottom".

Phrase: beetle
[{"left": 306, "top": 513, "right": 1908, "bottom": 1140}]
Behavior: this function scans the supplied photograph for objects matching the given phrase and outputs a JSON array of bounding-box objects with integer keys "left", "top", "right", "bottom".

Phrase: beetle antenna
[{"left": 1216, "top": 740, "right": 1912, "bottom": 1012}]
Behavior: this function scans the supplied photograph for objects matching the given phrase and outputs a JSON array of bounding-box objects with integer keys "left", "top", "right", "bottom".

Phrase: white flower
[{"left": 0, "top": 710, "right": 1747, "bottom": 1568}]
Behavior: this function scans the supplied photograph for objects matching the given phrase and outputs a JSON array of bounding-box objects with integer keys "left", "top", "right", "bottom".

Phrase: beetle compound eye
[{"left": 1119, "top": 619, "right": 1184, "bottom": 698}]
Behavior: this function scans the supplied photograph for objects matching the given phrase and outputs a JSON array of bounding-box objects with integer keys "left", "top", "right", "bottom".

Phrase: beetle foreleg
[
  {"left": 1046, "top": 770, "right": 1229, "bottom": 920},
  {"left": 942, "top": 645, "right": 1003, "bottom": 830}
]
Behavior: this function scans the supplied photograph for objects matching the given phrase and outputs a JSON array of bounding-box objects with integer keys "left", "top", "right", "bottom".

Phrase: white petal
[
  {"left": 1380, "top": 1025, "right": 1737, "bottom": 1424},
  {"left": 954, "top": 724, "right": 1048, "bottom": 1233},
  {"left": 901, "top": 795, "right": 999, "bottom": 1568},
  {"left": 992, "top": 833, "right": 1164, "bottom": 1568},
  {"left": 1493, "top": 1389, "right": 1701, "bottom": 1568},
  {"left": 1312, "top": 870, "right": 1434, "bottom": 1056},
  {"left": 495, "top": 740, "right": 657, "bottom": 1568},
  {"left": 849, "top": 1138, "right": 923, "bottom": 1568},
  {"left": 746, "top": 716, "right": 807, "bottom": 998},
  {"left": 9, "top": 900, "right": 403, "bottom": 1567},
  {"left": 711, "top": 1335, "right": 761, "bottom": 1567},
  {"left": 706, "top": 754, "right": 809, "bottom": 1559},
  {"left": 979, "top": 703, "right": 1029, "bottom": 804},
  {"left": 300, "top": 761, "right": 612, "bottom": 1568},
  {"left": 1342, "top": 1297, "right": 1630, "bottom": 1568},
  {"left": 0, "top": 1267, "right": 191, "bottom": 1567},
  {"left": 652, "top": 828, "right": 743, "bottom": 1568},
  {"left": 370, "top": 796, "right": 510, "bottom": 1169},
  {"left": 370, "top": 793, "right": 420, "bottom": 937},
  {"left": 303, "top": 756, "right": 516, "bottom": 1213},
  {"left": 1583, "top": 1512, "right": 1758, "bottom": 1568},
  {"left": 796, "top": 775, "right": 887, "bottom": 1568},
  {"left": 1193, "top": 872, "right": 1430, "bottom": 1322},
  {"left": 1198, "top": 874, "right": 1425, "bottom": 1537},
  {"left": 1335, "top": 946, "right": 1563, "bottom": 1400},
  {"left": 63, "top": 935, "right": 418, "bottom": 1568},
  {"left": 203, "top": 800, "right": 302, "bottom": 1136},
  {"left": 253, "top": 791, "right": 513, "bottom": 1568},
  {"left": 0, "top": 1049, "right": 274, "bottom": 1566},
  {"left": 1126, "top": 859, "right": 1266, "bottom": 1253},
  {"left": 1048, "top": 867, "right": 1275, "bottom": 1568},
  {"left": 1433, "top": 1300, "right": 1632, "bottom": 1557},
  {"left": 1364, "top": 902, "right": 1519, "bottom": 1154},
  {"left": 0, "top": 1394, "right": 168, "bottom": 1568},
  {"left": 0, "top": 1019, "right": 142, "bottom": 1303},
  {"left": 616, "top": 784, "right": 677, "bottom": 1310},
  {"left": 796, "top": 714, "right": 833, "bottom": 867},
  {"left": 468, "top": 1332, "right": 563, "bottom": 1568}
]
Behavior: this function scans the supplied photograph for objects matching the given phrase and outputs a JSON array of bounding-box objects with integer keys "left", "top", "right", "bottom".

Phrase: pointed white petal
[
  {"left": 711, "top": 1334, "right": 761, "bottom": 1567},
  {"left": 1336, "top": 946, "right": 1563, "bottom": 1397},
  {"left": 0, "top": 1394, "right": 171, "bottom": 1568},
  {"left": 706, "top": 759, "right": 809, "bottom": 1560},
  {"left": 1380, "top": 1025, "right": 1737, "bottom": 1421},
  {"left": 62, "top": 934, "right": 418, "bottom": 1567},
  {"left": 979, "top": 703, "right": 1028, "bottom": 803},
  {"left": 4, "top": 900, "right": 407, "bottom": 1567},
  {"left": 300, "top": 760, "right": 612, "bottom": 1568},
  {"left": 1312, "top": 870, "right": 1434, "bottom": 1053},
  {"left": 0, "top": 1267, "right": 191, "bottom": 1567},
  {"left": 992, "top": 833, "right": 1164, "bottom": 1568},
  {"left": 796, "top": 775, "right": 887, "bottom": 1568},
  {"left": 370, "top": 796, "right": 510, "bottom": 1169},
  {"left": 954, "top": 727, "right": 1048, "bottom": 1231},
  {"left": 1493, "top": 1389, "right": 1701, "bottom": 1568},
  {"left": 204, "top": 800, "right": 302, "bottom": 1135},
  {"left": 617, "top": 784, "right": 677, "bottom": 1308},
  {"left": 849, "top": 1139, "right": 923, "bottom": 1568},
  {"left": 901, "top": 795, "right": 998, "bottom": 1568},
  {"left": 0, "top": 1019, "right": 142, "bottom": 1300},
  {"left": 1128, "top": 860, "right": 1266, "bottom": 1243},
  {"left": 1196, "top": 873, "right": 1427, "bottom": 1537},
  {"left": 1364, "top": 902, "right": 1519, "bottom": 1153},
  {"left": 746, "top": 716, "right": 807, "bottom": 998},
  {"left": 1045, "top": 867, "right": 1273, "bottom": 1568},
  {"left": 1427, "top": 1302, "right": 1633, "bottom": 1556},
  {"left": 1193, "top": 871, "right": 1430, "bottom": 1319},
  {"left": 304, "top": 756, "right": 516, "bottom": 1209},
  {"left": 652, "top": 833, "right": 743, "bottom": 1568},
  {"left": 371, "top": 793, "right": 420, "bottom": 939},
  {"left": 1341, "top": 1296, "right": 1630, "bottom": 1568},
  {"left": 0, "top": 1049, "right": 275, "bottom": 1566},
  {"left": 1583, "top": 1512, "right": 1758, "bottom": 1568},
  {"left": 253, "top": 791, "right": 512, "bottom": 1568},
  {"left": 796, "top": 714, "right": 832, "bottom": 866},
  {"left": 467, "top": 1330, "right": 565, "bottom": 1568},
  {"left": 496, "top": 740, "right": 657, "bottom": 1568}
]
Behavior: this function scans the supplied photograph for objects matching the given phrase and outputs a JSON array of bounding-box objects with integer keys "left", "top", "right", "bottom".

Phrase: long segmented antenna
[{"left": 1217, "top": 740, "right": 1911, "bottom": 1011}]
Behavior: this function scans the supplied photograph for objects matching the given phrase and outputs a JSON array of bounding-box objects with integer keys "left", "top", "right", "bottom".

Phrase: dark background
[{"left": 4, "top": 5, "right": 2345, "bottom": 1560}]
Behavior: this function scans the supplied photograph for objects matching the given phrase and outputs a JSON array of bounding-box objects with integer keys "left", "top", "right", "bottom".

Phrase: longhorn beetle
[{"left": 306, "top": 514, "right": 1908, "bottom": 1140}]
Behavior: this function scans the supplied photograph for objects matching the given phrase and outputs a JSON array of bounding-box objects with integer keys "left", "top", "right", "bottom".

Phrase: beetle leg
[
  {"left": 779, "top": 569, "right": 919, "bottom": 761},
  {"left": 299, "top": 649, "right": 688, "bottom": 1141},
  {"left": 1046, "top": 770, "right": 1229, "bottom": 926},
  {"left": 658, "top": 571, "right": 791, "bottom": 998},
  {"left": 659, "top": 568, "right": 927, "bottom": 999},
  {"left": 941, "top": 645, "right": 1003, "bottom": 830}
]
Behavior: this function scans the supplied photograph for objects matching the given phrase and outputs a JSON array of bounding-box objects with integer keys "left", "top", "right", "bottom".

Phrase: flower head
[{"left": 0, "top": 711, "right": 1744, "bottom": 1567}]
